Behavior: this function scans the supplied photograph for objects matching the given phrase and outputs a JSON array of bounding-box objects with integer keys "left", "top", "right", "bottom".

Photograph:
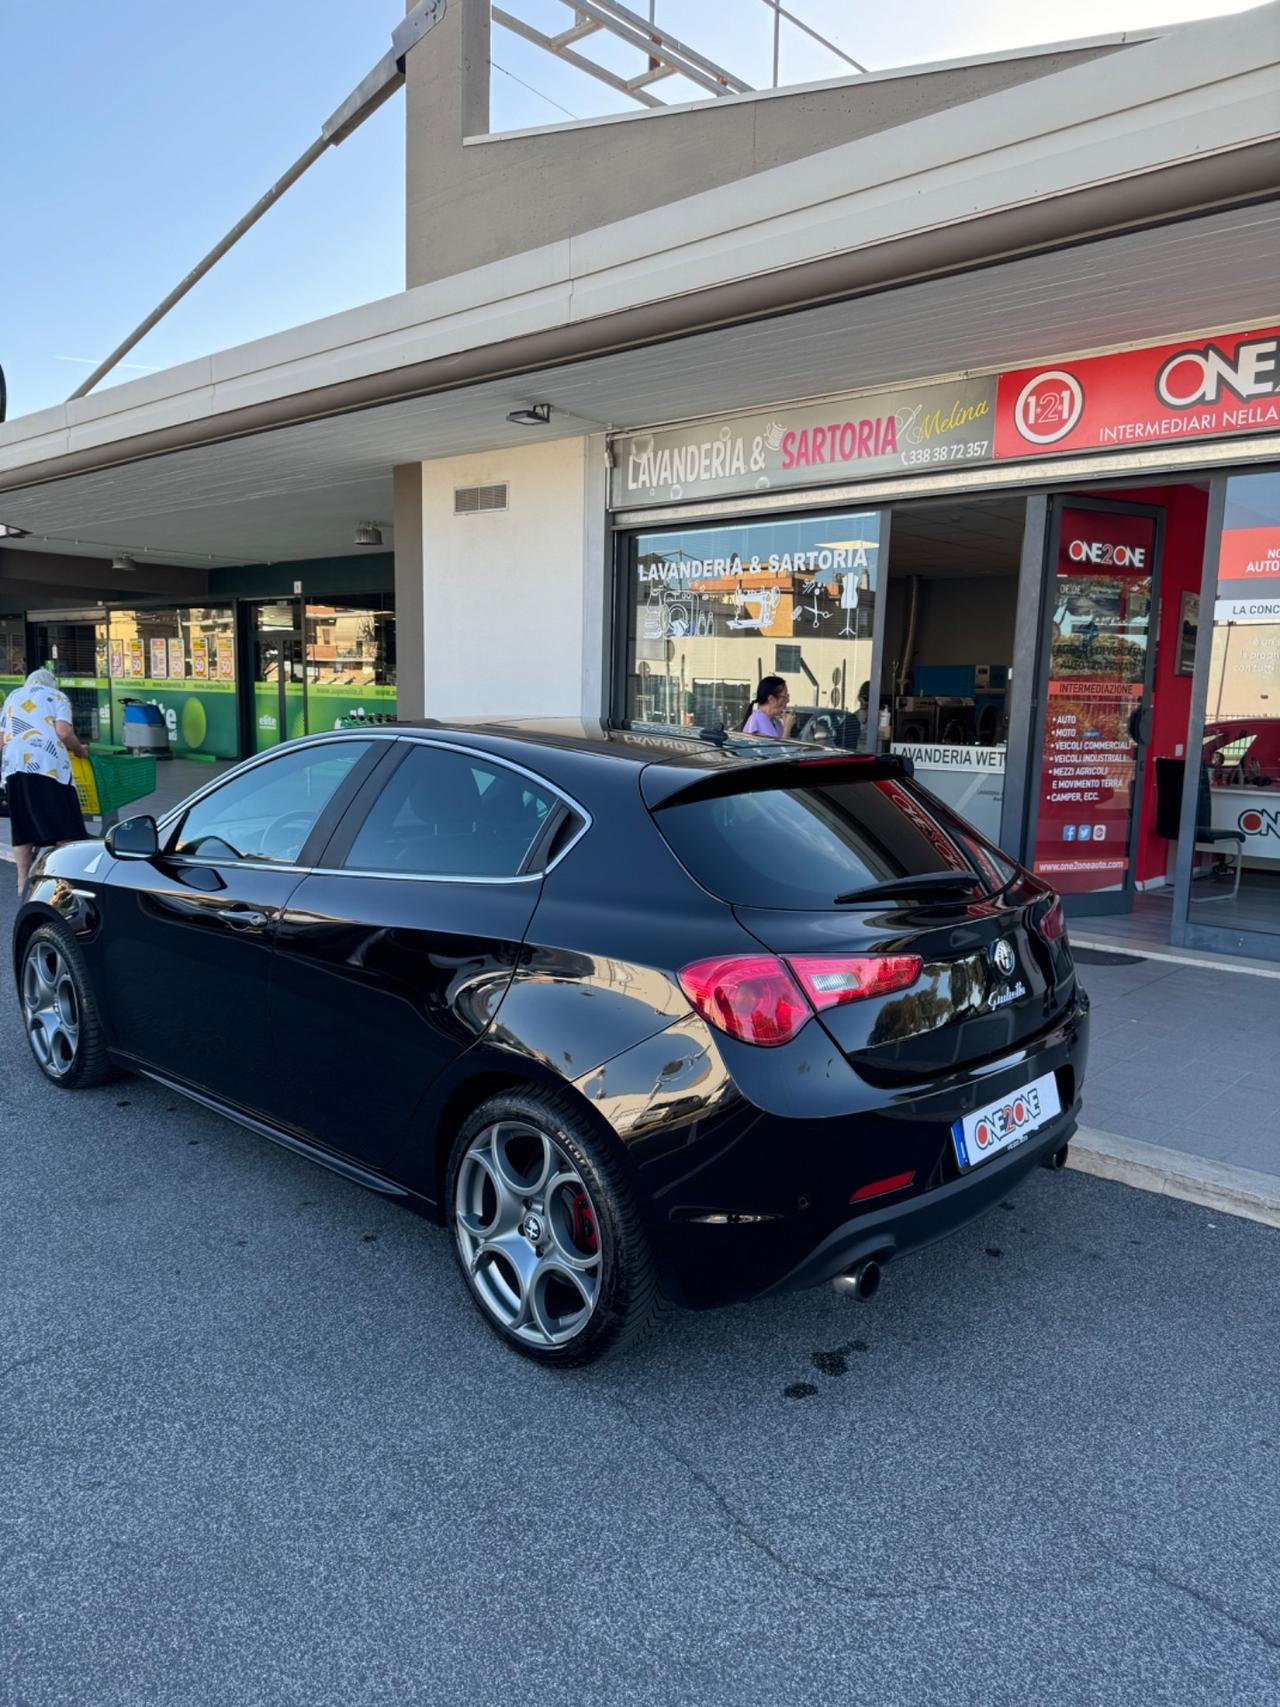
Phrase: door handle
[{"left": 216, "top": 906, "right": 269, "bottom": 929}]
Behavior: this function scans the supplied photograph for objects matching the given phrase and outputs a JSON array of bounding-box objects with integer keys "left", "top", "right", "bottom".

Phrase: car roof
[
  {"left": 384, "top": 717, "right": 811, "bottom": 769},
  {"left": 315, "top": 717, "right": 857, "bottom": 800}
]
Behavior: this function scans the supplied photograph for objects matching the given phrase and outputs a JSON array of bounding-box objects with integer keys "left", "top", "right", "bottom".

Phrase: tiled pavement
[{"left": 1078, "top": 950, "right": 1280, "bottom": 1177}]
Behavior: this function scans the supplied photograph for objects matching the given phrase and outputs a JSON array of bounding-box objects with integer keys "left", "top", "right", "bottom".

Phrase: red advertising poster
[
  {"left": 1217, "top": 528, "right": 1280, "bottom": 582},
  {"left": 996, "top": 326, "right": 1280, "bottom": 461},
  {"left": 1032, "top": 508, "right": 1157, "bottom": 894}
]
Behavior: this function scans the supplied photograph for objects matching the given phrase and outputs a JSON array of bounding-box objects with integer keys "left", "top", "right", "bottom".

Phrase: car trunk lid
[{"left": 733, "top": 887, "right": 1070, "bottom": 1085}]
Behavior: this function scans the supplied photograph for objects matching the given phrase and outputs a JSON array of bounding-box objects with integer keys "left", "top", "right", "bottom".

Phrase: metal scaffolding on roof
[{"left": 492, "top": 0, "right": 865, "bottom": 109}]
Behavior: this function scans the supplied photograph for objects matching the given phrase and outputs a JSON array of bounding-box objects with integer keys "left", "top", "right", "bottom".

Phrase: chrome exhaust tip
[
  {"left": 1042, "top": 1143, "right": 1070, "bottom": 1171},
  {"left": 832, "top": 1258, "right": 882, "bottom": 1302}
]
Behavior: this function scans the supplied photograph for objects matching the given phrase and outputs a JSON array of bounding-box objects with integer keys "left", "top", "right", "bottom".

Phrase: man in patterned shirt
[{"left": 0, "top": 668, "right": 90, "bottom": 890}]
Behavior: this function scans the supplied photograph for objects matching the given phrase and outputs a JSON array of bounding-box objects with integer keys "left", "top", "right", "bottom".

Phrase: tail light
[
  {"left": 1039, "top": 898, "right": 1068, "bottom": 945},
  {"left": 678, "top": 952, "right": 922, "bottom": 1048},
  {"left": 789, "top": 954, "right": 922, "bottom": 1011},
  {"left": 677, "top": 956, "right": 810, "bottom": 1047}
]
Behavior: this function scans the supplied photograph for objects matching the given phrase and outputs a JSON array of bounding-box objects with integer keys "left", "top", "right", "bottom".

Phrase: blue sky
[{"left": 1, "top": 0, "right": 1255, "bottom": 419}]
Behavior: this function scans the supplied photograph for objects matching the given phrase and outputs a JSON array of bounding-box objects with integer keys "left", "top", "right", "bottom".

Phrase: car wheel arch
[
  {"left": 426, "top": 1064, "right": 628, "bottom": 1221},
  {"left": 12, "top": 907, "right": 57, "bottom": 987}
]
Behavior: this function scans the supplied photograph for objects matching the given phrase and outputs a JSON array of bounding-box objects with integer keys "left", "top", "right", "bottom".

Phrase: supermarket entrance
[{"left": 27, "top": 618, "right": 103, "bottom": 741}]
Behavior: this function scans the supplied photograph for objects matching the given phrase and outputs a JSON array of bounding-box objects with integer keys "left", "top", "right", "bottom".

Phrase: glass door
[
  {"left": 1179, "top": 470, "right": 1280, "bottom": 955},
  {"left": 250, "top": 601, "right": 305, "bottom": 752},
  {"left": 1028, "top": 500, "right": 1161, "bottom": 915}
]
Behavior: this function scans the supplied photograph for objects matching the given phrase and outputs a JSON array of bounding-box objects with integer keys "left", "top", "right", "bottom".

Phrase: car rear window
[{"left": 652, "top": 764, "right": 1016, "bottom": 909}]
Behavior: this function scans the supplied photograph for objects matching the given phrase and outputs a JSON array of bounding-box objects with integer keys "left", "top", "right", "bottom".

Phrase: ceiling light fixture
[
  {"left": 353, "top": 522, "right": 384, "bottom": 547},
  {"left": 506, "top": 403, "right": 552, "bottom": 427},
  {"left": 111, "top": 552, "right": 138, "bottom": 573}
]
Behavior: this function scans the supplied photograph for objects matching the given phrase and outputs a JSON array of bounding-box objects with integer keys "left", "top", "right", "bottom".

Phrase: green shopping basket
[{"left": 71, "top": 748, "right": 157, "bottom": 818}]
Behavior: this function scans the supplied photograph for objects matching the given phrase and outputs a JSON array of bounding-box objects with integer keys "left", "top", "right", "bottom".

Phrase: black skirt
[{"left": 5, "top": 772, "right": 89, "bottom": 846}]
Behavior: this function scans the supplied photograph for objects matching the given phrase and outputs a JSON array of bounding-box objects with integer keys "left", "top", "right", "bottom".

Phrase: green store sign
[
  {"left": 5, "top": 672, "right": 398, "bottom": 760},
  {"left": 110, "top": 679, "right": 239, "bottom": 758}
]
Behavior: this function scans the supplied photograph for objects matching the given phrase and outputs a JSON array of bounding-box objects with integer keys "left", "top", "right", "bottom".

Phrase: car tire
[
  {"left": 446, "top": 1086, "right": 661, "bottom": 1367},
  {"left": 19, "top": 923, "right": 115, "bottom": 1089}
]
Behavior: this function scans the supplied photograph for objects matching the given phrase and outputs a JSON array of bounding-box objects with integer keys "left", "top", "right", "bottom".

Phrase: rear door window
[
  {"left": 652, "top": 762, "right": 1010, "bottom": 909},
  {"left": 342, "top": 743, "right": 557, "bottom": 878}
]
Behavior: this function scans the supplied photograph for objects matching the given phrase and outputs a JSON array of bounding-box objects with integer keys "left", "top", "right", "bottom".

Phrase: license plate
[{"left": 952, "top": 1071, "right": 1061, "bottom": 1170}]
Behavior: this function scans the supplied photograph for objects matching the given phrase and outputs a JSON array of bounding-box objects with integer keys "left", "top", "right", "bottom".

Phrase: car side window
[
  {"left": 342, "top": 744, "right": 557, "bottom": 878},
  {"left": 172, "top": 741, "right": 371, "bottom": 864}
]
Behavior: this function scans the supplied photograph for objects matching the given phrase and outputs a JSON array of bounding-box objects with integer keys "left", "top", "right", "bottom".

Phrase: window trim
[
  {"left": 156, "top": 733, "right": 386, "bottom": 873},
  {"left": 311, "top": 734, "right": 592, "bottom": 885}
]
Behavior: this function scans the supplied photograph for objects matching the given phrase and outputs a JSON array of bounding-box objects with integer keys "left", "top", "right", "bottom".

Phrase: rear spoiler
[{"left": 642, "top": 750, "right": 915, "bottom": 810}]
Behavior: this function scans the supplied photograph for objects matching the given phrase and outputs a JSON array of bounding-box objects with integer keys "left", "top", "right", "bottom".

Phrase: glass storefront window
[
  {"left": 107, "top": 606, "right": 238, "bottom": 757},
  {"left": 623, "top": 510, "right": 881, "bottom": 743},
  {"left": 1187, "top": 471, "right": 1280, "bottom": 937},
  {"left": 304, "top": 595, "right": 396, "bottom": 733},
  {"left": 0, "top": 616, "right": 26, "bottom": 688}
]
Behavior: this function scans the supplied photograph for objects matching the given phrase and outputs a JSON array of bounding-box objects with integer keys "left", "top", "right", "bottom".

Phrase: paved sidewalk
[{"left": 1075, "top": 947, "right": 1280, "bottom": 1178}]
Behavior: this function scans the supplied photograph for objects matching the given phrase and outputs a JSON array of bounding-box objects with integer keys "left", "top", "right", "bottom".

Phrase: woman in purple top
[{"left": 743, "top": 675, "right": 796, "bottom": 739}]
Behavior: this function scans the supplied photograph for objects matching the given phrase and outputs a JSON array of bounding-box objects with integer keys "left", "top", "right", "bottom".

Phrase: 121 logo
[{"left": 1012, "top": 370, "right": 1085, "bottom": 445}]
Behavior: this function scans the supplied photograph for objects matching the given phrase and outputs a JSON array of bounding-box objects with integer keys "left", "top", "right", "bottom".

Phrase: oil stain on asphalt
[{"left": 784, "top": 1340, "right": 872, "bottom": 1393}]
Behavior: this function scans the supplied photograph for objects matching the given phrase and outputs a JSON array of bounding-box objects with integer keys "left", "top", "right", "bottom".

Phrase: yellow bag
[{"left": 69, "top": 752, "right": 100, "bottom": 815}]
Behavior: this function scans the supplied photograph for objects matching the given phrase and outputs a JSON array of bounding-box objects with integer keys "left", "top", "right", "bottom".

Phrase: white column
[{"left": 420, "top": 436, "right": 606, "bottom": 721}]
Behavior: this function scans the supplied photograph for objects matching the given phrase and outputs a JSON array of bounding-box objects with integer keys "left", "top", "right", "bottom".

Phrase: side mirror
[{"left": 105, "top": 815, "right": 159, "bottom": 859}]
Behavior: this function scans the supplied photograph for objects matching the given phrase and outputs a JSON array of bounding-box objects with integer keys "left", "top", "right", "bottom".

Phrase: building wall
[
  {"left": 404, "top": 0, "right": 1128, "bottom": 288},
  {"left": 419, "top": 436, "right": 602, "bottom": 720}
]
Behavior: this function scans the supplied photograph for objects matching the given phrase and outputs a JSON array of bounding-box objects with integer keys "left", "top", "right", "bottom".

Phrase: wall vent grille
[{"left": 454, "top": 483, "right": 508, "bottom": 514}]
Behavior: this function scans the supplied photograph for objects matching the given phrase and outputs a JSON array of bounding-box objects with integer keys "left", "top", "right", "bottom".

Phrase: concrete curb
[{"left": 1068, "top": 1124, "right": 1280, "bottom": 1230}]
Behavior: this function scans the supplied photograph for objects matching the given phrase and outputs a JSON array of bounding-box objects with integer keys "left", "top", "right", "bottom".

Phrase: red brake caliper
[{"left": 569, "top": 1190, "right": 599, "bottom": 1256}]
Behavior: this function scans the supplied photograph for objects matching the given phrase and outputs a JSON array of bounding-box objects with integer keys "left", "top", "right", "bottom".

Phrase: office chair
[{"left": 1154, "top": 757, "right": 1245, "bottom": 902}]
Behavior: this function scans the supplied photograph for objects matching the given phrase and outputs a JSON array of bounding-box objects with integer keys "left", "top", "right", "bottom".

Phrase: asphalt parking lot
[{"left": 2, "top": 884, "right": 1278, "bottom": 1707}]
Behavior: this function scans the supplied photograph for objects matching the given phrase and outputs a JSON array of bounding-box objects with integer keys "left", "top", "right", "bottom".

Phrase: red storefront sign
[
  {"left": 1031, "top": 508, "right": 1158, "bottom": 894},
  {"left": 996, "top": 326, "right": 1280, "bottom": 460},
  {"left": 1217, "top": 528, "right": 1280, "bottom": 581}
]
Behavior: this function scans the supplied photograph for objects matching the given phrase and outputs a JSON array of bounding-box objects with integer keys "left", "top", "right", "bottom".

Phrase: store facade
[
  {"left": 2, "top": 557, "right": 396, "bottom": 763},
  {"left": 608, "top": 323, "right": 1280, "bottom": 962}
]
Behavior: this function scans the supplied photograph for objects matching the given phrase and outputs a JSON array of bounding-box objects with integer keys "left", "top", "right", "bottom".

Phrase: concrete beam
[{"left": 0, "top": 547, "right": 209, "bottom": 601}]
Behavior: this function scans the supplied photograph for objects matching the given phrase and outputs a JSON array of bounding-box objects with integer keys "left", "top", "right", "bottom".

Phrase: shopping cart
[
  {"left": 71, "top": 748, "right": 158, "bottom": 829},
  {"left": 334, "top": 711, "right": 399, "bottom": 730}
]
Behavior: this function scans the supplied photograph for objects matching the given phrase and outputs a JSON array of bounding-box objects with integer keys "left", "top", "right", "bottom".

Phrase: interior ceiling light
[
  {"left": 111, "top": 552, "right": 138, "bottom": 572},
  {"left": 354, "top": 522, "right": 383, "bottom": 547},
  {"left": 0, "top": 522, "right": 29, "bottom": 539},
  {"left": 506, "top": 403, "right": 552, "bottom": 427}
]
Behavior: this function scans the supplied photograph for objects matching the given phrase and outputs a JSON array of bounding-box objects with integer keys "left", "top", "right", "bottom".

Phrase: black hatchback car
[{"left": 13, "top": 721, "right": 1087, "bottom": 1365}]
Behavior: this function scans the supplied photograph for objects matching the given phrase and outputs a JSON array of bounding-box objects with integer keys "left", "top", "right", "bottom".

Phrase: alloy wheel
[
  {"left": 454, "top": 1120, "right": 603, "bottom": 1349},
  {"left": 22, "top": 941, "right": 81, "bottom": 1079}
]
